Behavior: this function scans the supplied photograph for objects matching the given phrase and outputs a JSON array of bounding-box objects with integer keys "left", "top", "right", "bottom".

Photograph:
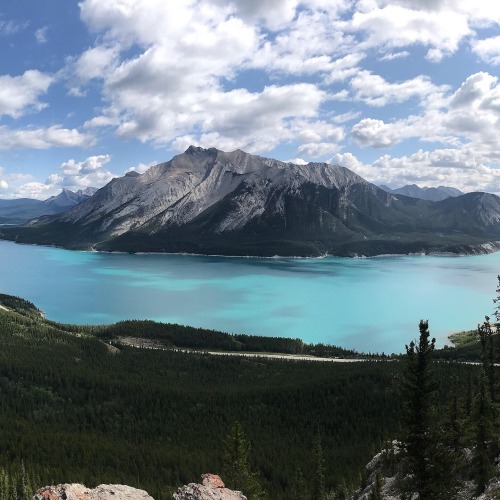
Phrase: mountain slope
[
  {"left": 1, "top": 147, "right": 499, "bottom": 256},
  {"left": 0, "top": 187, "right": 98, "bottom": 224}
]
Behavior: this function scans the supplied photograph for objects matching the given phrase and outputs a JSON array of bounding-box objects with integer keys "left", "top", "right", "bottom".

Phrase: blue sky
[{"left": 1, "top": 0, "right": 500, "bottom": 198}]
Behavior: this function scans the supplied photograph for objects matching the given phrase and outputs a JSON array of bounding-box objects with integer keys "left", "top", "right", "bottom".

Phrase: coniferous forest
[{"left": 0, "top": 292, "right": 497, "bottom": 499}]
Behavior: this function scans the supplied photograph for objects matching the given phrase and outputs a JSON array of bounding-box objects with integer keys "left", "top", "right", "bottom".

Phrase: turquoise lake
[{"left": 0, "top": 239, "right": 499, "bottom": 353}]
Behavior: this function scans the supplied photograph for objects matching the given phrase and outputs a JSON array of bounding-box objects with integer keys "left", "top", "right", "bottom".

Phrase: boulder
[
  {"left": 172, "top": 474, "right": 246, "bottom": 500},
  {"left": 33, "top": 483, "right": 153, "bottom": 500}
]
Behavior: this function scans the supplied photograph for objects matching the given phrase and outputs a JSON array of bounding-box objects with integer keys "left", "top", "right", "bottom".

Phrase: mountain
[
  {"left": 0, "top": 187, "right": 97, "bottom": 224},
  {"left": 44, "top": 187, "right": 98, "bottom": 209},
  {"left": 379, "top": 183, "right": 464, "bottom": 202},
  {"left": 1, "top": 146, "right": 500, "bottom": 256}
]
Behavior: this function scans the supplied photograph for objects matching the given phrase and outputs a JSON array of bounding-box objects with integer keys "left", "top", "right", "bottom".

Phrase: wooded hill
[{"left": 0, "top": 294, "right": 492, "bottom": 499}]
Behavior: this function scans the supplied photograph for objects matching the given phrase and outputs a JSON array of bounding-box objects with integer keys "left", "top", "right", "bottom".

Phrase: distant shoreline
[{"left": 1, "top": 236, "right": 499, "bottom": 260}]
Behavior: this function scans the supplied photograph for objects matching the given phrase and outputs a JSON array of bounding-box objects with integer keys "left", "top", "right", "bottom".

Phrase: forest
[{"left": 0, "top": 292, "right": 497, "bottom": 499}]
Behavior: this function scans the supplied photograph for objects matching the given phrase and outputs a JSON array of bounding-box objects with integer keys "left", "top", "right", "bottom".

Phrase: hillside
[
  {"left": 1, "top": 147, "right": 500, "bottom": 256},
  {"left": 0, "top": 293, "right": 486, "bottom": 499}
]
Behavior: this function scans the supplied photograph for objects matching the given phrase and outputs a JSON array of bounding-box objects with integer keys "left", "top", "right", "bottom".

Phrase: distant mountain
[
  {"left": 1, "top": 147, "right": 499, "bottom": 256},
  {"left": 379, "top": 184, "right": 464, "bottom": 202},
  {"left": 0, "top": 187, "right": 98, "bottom": 225},
  {"left": 45, "top": 187, "right": 98, "bottom": 209}
]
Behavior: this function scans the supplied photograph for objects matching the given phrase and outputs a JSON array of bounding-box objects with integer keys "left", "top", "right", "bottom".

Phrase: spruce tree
[
  {"left": 221, "top": 421, "right": 266, "bottom": 500},
  {"left": 311, "top": 429, "right": 326, "bottom": 500},
  {"left": 289, "top": 466, "right": 310, "bottom": 500},
  {"left": 400, "top": 320, "right": 456, "bottom": 500},
  {"left": 470, "top": 370, "right": 496, "bottom": 494},
  {"left": 478, "top": 317, "right": 496, "bottom": 402}
]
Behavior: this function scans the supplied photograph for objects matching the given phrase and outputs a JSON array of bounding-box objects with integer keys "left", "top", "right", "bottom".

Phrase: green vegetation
[
  {"left": 448, "top": 329, "right": 479, "bottom": 347},
  {"left": 391, "top": 315, "right": 499, "bottom": 500},
  {"left": 0, "top": 294, "right": 485, "bottom": 499}
]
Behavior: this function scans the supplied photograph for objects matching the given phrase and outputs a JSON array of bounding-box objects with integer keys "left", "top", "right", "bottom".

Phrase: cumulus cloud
[
  {"left": 0, "top": 125, "right": 93, "bottom": 150},
  {"left": 330, "top": 148, "right": 500, "bottom": 195},
  {"left": 75, "top": 0, "right": 356, "bottom": 153},
  {"left": 2, "top": 155, "right": 114, "bottom": 200},
  {"left": 0, "top": 70, "right": 53, "bottom": 118},
  {"left": 347, "top": 3, "right": 470, "bottom": 58},
  {"left": 47, "top": 155, "right": 114, "bottom": 191},
  {"left": 351, "top": 72, "right": 500, "bottom": 158},
  {"left": 471, "top": 35, "right": 500, "bottom": 65},
  {"left": 350, "top": 70, "right": 449, "bottom": 107}
]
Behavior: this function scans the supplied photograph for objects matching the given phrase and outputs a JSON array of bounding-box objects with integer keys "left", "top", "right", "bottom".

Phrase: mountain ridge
[
  {"left": 379, "top": 183, "right": 464, "bottom": 202},
  {"left": 1, "top": 147, "right": 500, "bottom": 257},
  {"left": 0, "top": 187, "right": 98, "bottom": 225}
]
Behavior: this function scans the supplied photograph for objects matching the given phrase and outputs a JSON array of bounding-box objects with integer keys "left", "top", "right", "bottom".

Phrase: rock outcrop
[
  {"left": 173, "top": 474, "right": 247, "bottom": 500},
  {"left": 33, "top": 483, "right": 153, "bottom": 500}
]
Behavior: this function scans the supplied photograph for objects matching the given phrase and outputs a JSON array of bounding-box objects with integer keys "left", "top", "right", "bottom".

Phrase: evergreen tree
[
  {"left": 478, "top": 317, "right": 496, "bottom": 402},
  {"left": 311, "top": 429, "right": 326, "bottom": 500},
  {"left": 288, "top": 466, "right": 309, "bottom": 500},
  {"left": 18, "top": 461, "right": 31, "bottom": 500},
  {"left": 470, "top": 371, "right": 496, "bottom": 494},
  {"left": 221, "top": 421, "right": 266, "bottom": 500},
  {"left": 369, "top": 473, "right": 383, "bottom": 500},
  {"left": 400, "top": 320, "right": 456, "bottom": 500}
]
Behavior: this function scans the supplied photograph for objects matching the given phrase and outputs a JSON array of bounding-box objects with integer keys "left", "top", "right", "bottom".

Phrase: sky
[{"left": 1, "top": 0, "right": 500, "bottom": 199}]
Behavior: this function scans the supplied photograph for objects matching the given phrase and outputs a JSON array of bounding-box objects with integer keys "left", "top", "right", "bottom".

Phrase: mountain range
[
  {"left": 379, "top": 184, "right": 464, "bottom": 202},
  {"left": 1, "top": 147, "right": 499, "bottom": 257},
  {"left": 0, "top": 187, "right": 98, "bottom": 225}
]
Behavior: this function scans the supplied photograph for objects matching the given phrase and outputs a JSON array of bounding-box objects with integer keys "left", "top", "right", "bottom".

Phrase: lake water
[{"left": 0, "top": 239, "right": 499, "bottom": 353}]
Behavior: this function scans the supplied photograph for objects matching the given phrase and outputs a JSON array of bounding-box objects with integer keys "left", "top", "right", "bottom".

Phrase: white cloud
[
  {"left": 48, "top": 155, "right": 114, "bottom": 191},
  {"left": 125, "top": 161, "right": 156, "bottom": 174},
  {"left": 347, "top": 3, "right": 471, "bottom": 58},
  {"left": 330, "top": 148, "right": 500, "bottom": 195},
  {"left": 0, "top": 20, "right": 27, "bottom": 36},
  {"left": 35, "top": 26, "right": 48, "bottom": 44},
  {"left": 350, "top": 70, "right": 449, "bottom": 107},
  {"left": 76, "top": 0, "right": 360, "bottom": 153},
  {"left": 471, "top": 35, "right": 500, "bottom": 65},
  {"left": 1, "top": 155, "right": 114, "bottom": 200},
  {"left": 0, "top": 125, "right": 93, "bottom": 150},
  {"left": 350, "top": 72, "right": 500, "bottom": 160},
  {"left": 0, "top": 70, "right": 53, "bottom": 118},
  {"left": 379, "top": 50, "right": 410, "bottom": 61},
  {"left": 72, "top": 46, "right": 119, "bottom": 83}
]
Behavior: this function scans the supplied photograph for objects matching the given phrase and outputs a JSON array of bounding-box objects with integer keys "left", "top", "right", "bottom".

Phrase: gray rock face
[
  {"left": 173, "top": 474, "right": 247, "bottom": 500},
  {"left": 33, "top": 483, "right": 153, "bottom": 500},
  {"left": 3, "top": 146, "right": 500, "bottom": 256},
  {"left": 60, "top": 146, "right": 369, "bottom": 236}
]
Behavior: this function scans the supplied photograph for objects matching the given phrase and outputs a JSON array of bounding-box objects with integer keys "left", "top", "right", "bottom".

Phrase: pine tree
[
  {"left": 369, "top": 473, "right": 383, "bottom": 500},
  {"left": 18, "top": 460, "right": 31, "bottom": 500},
  {"left": 470, "top": 371, "right": 496, "bottom": 494},
  {"left": 311, "top": 429, "right": 326, "bottom": 500},
  {"left": 289, "top": 466, "right": 310, "bottom": 500},
  {"left": 478, "top": 317, "right": 496, "bottom": 402},
  {"left": 400, "top": 320, "right": 456, "bottom": 500},
  {"left": 221, "top": 421, "right": 266, "bottom": 500}
]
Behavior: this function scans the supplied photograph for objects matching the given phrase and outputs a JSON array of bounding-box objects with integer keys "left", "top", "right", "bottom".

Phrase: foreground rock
[
  {"left": 173, "top": 474, "right": 247, "bottom": 500},
  {"left": 354, "top": 443, "right": 500, "bottom": 500},
  {"left": 33, "top": 483, "right": 153, "bottom": 500}
]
